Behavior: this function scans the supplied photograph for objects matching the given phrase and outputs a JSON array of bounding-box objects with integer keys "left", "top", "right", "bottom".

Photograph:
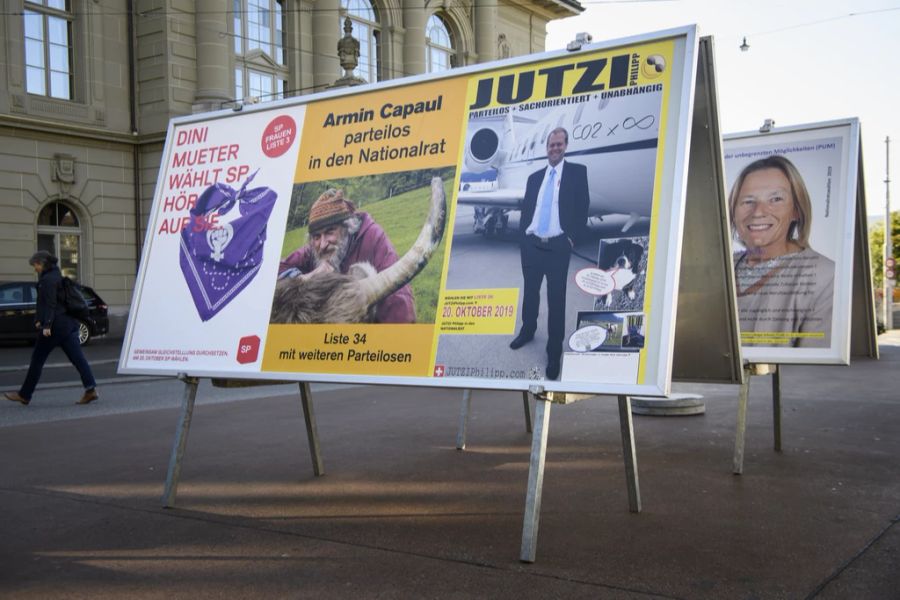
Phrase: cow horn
[{"left": 357, "top": 176, "right": 446, "bottom": 309}]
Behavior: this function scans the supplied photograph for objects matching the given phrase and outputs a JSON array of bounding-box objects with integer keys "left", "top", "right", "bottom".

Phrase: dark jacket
[
  {"left": 34, "top": 265, "right": 75, "bottom": 334},
  {"left": 519, "top": 160, "right": 590, "bottom": 244}
]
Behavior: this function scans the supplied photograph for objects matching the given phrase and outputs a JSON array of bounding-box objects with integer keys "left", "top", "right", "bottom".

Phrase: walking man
[{"left": 4, "top": 251, "right": 98, "bottom": 406}]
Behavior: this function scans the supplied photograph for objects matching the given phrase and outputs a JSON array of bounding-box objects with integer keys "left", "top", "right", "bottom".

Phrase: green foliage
[
  {"left": 284, "top": 168, "right": 454, "bottom": 232},
  {"left": 280, "top": 167, "right": 456, "bottom": 323},
  {"left": 281, "top": 226, "right": 307, "bottom": 260},
  {"left": 869, "top": 210, "right": 900, "bottom": 287},
  {"left": 365, "top": 178, "right": 454, "bottom": 324}
]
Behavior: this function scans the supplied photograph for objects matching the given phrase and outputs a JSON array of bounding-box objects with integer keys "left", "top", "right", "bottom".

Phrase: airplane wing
[{"left": 456, "top": 189, "right": 525, "bottom": 209}]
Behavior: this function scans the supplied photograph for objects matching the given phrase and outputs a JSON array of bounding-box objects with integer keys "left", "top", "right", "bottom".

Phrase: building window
[
  {"left": 340, "top": 0, "right": 380, "bottom": 83},
  {"left": 233, "top": 0, "right": 287, "bottom": 102},
  {"left": 248, "top": 69, "right": 272, "bottom": 100},
  {"left": 23, "top": 0, "right": 74, "bottom": 99},
  {"left": 426, "top": 14, "right": 454, "bottom": 74},
  {"left": 235, "top": 67, "right": 286, "bottom": 104},
  {"left": 37, "top": 201, "right": 82, "bottom": 280}
]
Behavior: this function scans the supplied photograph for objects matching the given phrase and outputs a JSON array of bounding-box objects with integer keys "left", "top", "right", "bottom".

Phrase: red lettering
[{"left": 157, "top": 216, "right": 191, "bottom": 235}]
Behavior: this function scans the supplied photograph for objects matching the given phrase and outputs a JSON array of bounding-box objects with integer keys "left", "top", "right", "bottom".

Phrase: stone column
[
  {"left": 313, "top": 0, "right": 341, "bottom": 90},
  {"left": 474, "top": 0, "right": 497, "bottom": 64},
  {"left": 402, "top": 0, "right": 426, "bottom": 76},
  {"left": 194, "top": 0, "right": 231, "bottom": 111}
]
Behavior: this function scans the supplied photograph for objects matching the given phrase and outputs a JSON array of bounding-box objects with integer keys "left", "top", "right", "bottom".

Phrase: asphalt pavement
[{"left": 0, "top": 331, "right": 898, "bottom": 598}]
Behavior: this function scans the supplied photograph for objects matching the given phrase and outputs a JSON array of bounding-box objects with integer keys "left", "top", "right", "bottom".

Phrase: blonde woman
[{"left": 730, "top": 155, "right": 834, "bottom": 347}]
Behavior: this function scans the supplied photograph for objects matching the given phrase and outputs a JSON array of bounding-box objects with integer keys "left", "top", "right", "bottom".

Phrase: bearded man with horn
[{"left": 277, "top": 189, "right": 416, "bottom": 323}]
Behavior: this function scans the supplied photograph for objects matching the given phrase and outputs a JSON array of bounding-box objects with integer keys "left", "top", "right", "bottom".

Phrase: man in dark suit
[{"left": 509, "top": 127, "right": 590, "bottom": 380}]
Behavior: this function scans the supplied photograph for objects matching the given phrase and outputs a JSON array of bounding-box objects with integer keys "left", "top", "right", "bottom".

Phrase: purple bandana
[{"left": 179, "top": 171, "right": 277, "bottom": 321}]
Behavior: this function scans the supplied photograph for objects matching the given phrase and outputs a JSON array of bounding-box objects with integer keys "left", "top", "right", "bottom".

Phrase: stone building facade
[{"left": 0, "top": 0, "right": 581, "bottom": 316}]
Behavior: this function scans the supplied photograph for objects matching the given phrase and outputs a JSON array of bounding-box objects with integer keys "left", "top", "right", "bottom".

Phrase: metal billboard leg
[
  {"left": 522, "top": 391, "right": 534, "bottom": 433},
  {"left": 772, "top": 365, "right": 782, "bottom": 452},
  {"left": 617, "top": 395, "right": 642, "bottom": 513},
  {"left": 162, "top": 375, "right": 199, "bottom": 508},
  {"left": 456, "top": 389, "right": 473, "bottom": 450},
  {"left": 299, "top": 382, "right": 325, "bottom": 476},
  {"left": 733, "top": 366, "right": 751, "bottom": 475},
  {"left": 520, "top": 392, "right": 551, "bottom": 563}
]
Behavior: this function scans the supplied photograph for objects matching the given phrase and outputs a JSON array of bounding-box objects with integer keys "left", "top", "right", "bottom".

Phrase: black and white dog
[{"left": 596, "top": 239, "right": 644, "bottom": 308}]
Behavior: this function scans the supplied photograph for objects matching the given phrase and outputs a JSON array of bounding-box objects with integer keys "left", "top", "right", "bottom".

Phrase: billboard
[
  {"left": 120, "top": 26, "right": 701, "bottom": 396},
  {"left": 723, "top": 119, "right": 861, "bottom": 364}
]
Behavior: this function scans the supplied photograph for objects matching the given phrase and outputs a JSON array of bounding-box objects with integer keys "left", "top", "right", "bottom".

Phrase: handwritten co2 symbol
[
  {"left": 623, "top": 115, "right": 655, "bottom": 130},
  {"left": 573, "top": 114, "right": 656, "bottom": 140}
]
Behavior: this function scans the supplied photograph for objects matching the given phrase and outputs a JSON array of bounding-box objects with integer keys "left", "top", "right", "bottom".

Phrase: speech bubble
[
  {"left": 568, "top": 325, "right": 608, "bottom": 352},
  {"left": 575, "top": 268, "right": 615, "bottom": 296}
]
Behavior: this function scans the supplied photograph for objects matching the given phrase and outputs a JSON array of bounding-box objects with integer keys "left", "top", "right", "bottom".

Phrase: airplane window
[
  {"left": 541, "top": 124, "right": 549, "bottom": 143},
  {"left": 574, "top": 103, "right": 585, "bottom": 123},
  {"left": 470, "top": 129, "right": 499, "bottom": 161}
]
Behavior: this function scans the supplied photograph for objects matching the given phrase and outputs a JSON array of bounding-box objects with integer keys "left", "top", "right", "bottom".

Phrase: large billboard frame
[
  {"left": 723, "top": 118, "right": 867, "bottom": 365},
  {"left": 120, "top": 26, "right": 707, "bottom": 397}
]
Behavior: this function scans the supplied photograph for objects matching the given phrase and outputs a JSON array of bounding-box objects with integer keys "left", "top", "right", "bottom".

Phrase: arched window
[
  {"left": 426, "top": 15, "right": 454, "bottom": 73},
  {"left": 341, "top": 0, "right": 380, "bottom": 83},
  {"left": 233, "top": 0, "right": 288, "bottom": 103},
  {"left": 37, "top": 201, "right": 82, "bottom": 280}
]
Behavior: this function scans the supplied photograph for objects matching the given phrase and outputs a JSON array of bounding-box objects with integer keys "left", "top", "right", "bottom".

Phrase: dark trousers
[
  {"left": 19, "top": 319, "right": 96, "bottom": 401},
  {"left": 519, "top": 235, "right": 572, "bottom": 361}
]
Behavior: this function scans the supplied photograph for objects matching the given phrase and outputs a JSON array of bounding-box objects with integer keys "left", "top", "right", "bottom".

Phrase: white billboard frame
[
  {"left": 724, "top": 118, "right": 861, "bottom": 365},
  {"left": 120, "top": 25, "right": 703, "bottom": 397}
]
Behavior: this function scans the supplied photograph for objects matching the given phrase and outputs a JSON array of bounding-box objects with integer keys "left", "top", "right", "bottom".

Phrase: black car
[{"left": 0, "top": 281, "right": 109, "bottom": 346}]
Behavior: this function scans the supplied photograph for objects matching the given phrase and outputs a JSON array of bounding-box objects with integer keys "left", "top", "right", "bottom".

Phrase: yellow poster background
[
  {"left": 295, "top": 78, "right": 469, "bottom": 182},
  {"left": 263, "top": 324, "right": 436, "bottom": 376}
]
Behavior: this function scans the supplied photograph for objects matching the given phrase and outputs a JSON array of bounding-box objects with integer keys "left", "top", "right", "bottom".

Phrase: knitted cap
[
  {"left": 29, "top": 250, "right": 57, "bottom": 266},
  {"left": 308, "top": 189, "right": 355, "bottom": 234}
]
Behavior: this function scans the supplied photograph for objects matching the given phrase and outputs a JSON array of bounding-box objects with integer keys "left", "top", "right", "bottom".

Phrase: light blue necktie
[{"left": 536, "top": 168, "right": 556, "bottom": 236}]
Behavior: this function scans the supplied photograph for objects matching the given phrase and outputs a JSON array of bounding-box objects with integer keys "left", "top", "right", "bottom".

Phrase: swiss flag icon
[
  {"left": 237, "top": 335, "right": 261, "bottom": 364},
  {"left": 433, "top": 364, "right": 445, "bottom": 377}
]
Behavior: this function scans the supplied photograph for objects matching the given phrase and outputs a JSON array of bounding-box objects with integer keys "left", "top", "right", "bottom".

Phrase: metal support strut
[
  {"left": 162, "top": 374, "right": 199, "bottom": 508},
  {"left": 520, "top": 389, "right": 551, "bottom": 563},
  {"left": 520, "top": 390, "right": 642, "bottom": 563},
  {"left": 299, "top": 382, "right": 325, "bottom": 476},
  {"left": 733, "top": 366, "right": 751, "bottom": 475},
  {"left": 734, "top": 364, "right": 783, "bottom": 474},
  {"left": 618, "top": 395, "right": 642, "bottom": 513},
  {"left": 772, "top": 365, "right": 782, "bottom": 452}
]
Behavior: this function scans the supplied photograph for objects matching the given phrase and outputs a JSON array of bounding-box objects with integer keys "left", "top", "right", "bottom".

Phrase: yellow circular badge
[{"left": 641, "top": 55, "right": 666, "bottom": 80}]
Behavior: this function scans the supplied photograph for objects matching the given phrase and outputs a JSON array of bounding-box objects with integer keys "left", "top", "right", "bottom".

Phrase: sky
[{"left": 546, "top": 0, "right": 899, "bottom": 218}]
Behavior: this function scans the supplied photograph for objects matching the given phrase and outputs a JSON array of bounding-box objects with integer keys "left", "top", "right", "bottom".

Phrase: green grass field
[{"left": 279, "top": 178, "right": 453, "bottom": 323}]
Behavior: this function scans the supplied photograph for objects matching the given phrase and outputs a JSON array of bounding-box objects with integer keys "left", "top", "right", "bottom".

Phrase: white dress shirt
[{"left": 526, "top": 160, "right": 566, "bottom": 238}]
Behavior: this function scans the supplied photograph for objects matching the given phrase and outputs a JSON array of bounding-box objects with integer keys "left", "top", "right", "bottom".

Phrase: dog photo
[{"left": 592, "top": 236, "right": 648, "bottom": 311}]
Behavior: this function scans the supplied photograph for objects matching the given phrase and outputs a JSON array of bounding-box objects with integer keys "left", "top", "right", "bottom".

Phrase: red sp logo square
[{"left": 237, "top": 335, "right": 260, "bottom": 364}]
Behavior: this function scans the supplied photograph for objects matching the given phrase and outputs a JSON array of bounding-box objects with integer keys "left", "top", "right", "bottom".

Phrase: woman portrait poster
[
  {"left": 729, "top": 154, "right": 834, "bottom": 347},
  {"left": 723, "top": 121, "right": 859, "bottom": 362}
]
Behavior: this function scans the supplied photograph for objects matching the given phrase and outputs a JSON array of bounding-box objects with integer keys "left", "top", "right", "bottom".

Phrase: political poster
[
  {"left": 120, "top": 25, "right": 701, "bottom": 396},
  {"left": 723, "top": 119, "right": 861, "bottom": 364}
]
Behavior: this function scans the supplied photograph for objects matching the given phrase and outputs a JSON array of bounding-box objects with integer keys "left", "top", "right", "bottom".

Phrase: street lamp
[{"left": 885, "top": 136, "right": 894, "bottom": 330}]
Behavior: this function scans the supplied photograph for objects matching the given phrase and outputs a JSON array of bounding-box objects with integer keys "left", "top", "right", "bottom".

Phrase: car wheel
[{"left": 77, "top": 320, "right": 91, "bottom": 346}]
